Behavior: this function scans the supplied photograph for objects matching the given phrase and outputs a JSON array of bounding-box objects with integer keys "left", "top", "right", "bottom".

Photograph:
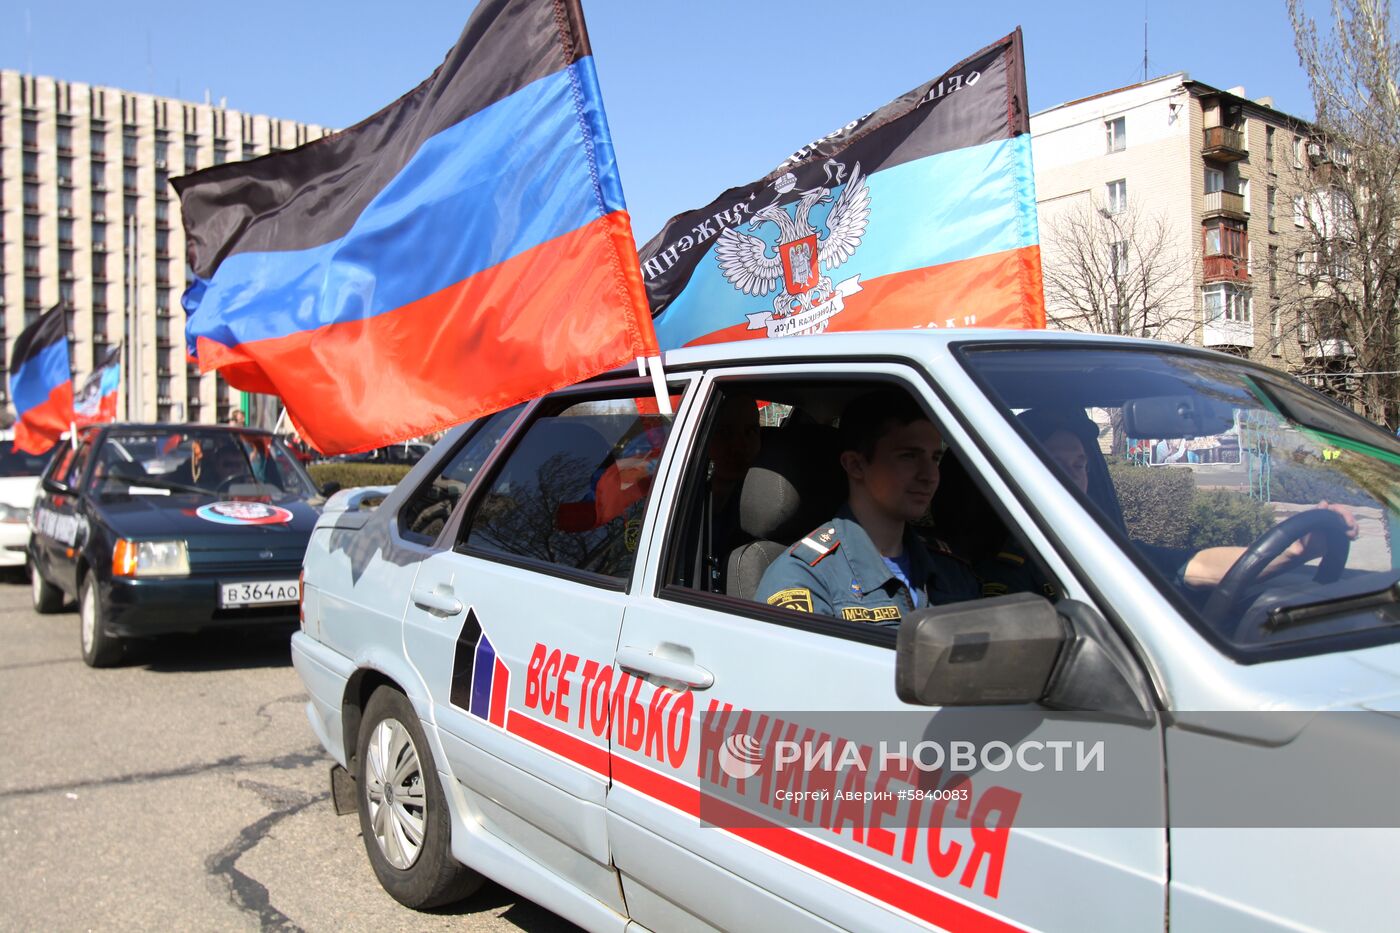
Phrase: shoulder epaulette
[
  {"left": 995, "top": 550, "right": 1026, "bottom": 566},
  {"left": 791, "top": 525, "right": 840, "bottom": 566},
  {"left": 928, "top": 537, "right": 971, "bottom": 565}
]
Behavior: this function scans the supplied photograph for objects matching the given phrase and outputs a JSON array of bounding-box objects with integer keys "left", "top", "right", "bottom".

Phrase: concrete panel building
[
  {"left": 0, "top": 70, "right": 330, "bottom": 425},
  {"left": 1032, "top": 74, "right": 1342, "bottom": 380}
]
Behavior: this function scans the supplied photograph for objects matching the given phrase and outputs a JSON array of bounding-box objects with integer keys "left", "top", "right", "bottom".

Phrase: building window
[
  {"left": 90, "top": 131, "right": 105, "bottom": 158},
  {"left": 155, "top": 140, "right": 169, "bottom": 166},
  {"left": 23, "top": 183, "right": 39, "bottom": 210},
  {"left": 58, "top": 187, "right": 74, "bottom": 212},
  {"left": 1239, "top": 178, "right": 1250, "bottom": 214},
  {"left": 1205, "top": 168, "right": 1225, "bottom": 194},
  {"left": 1105, "top": 116, "right": 1126, "bottom": 153},
  {"left": 124, "top": 196, "right": 139, "bottom": 219},
  {"left": 1268, "top": 245, "right": 1279, "bottom": 296},
  {"left": 1267, "top": 186, "right": 1277, "bottom": 233},
  {"left": 23, "top": 215, "right": 39, "bottom": 242},
  {"left": 57, "top": 125, "right": 73, "bottom": 154},
  {"left": 22, "top": 119, "right": 38, "bottom": 148},
  {"left": 1293, "top": 194, "right": 1307, "bottom": 227},
  {"left": 25, "top": 247, "right": 40, "bottom": 274},
  {"left": 1203, "top": 283, "right": 1251, "bottom": 323},
  {"left": 1296, "top": 248, "right": 1318, "bottom": 281},
  {"left": 59, "top": 219, "right": 74, "bottom": 246},
  {"left": 1292, "top": 135, "right": 1305, "bottom": 168},
  {"left": 22, "top": 151, "right": 38, "bottom": 179},
  {"left": 1108, "top": 240, "right": 1129, "bottom": 279},
  {"left": 1265, "top": 126, "right": 1275, "bottom": 173},
  {"left": 123, "top": 131, "right": 138, "bottom": 161},
  {"left": 1105, "top": 179, "right": 1127, "bottom": 215},
  {"left": 1204, "top": 223, "right": 1247, "bottom": 258}
]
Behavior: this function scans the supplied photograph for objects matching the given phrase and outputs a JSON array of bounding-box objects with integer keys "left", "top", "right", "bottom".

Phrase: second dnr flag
[
  {"left": 8, "top": 305, "right": 73, "bottom": 455},
  {"left": 642, "top": 29, "right": 1044, "bottom": 349},
  {"left": 173, "top": 0, "right": 656, "bottom": 454}
]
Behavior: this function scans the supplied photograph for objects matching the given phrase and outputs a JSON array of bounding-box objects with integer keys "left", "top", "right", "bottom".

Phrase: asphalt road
[{"left": 0, "top": 573, "right": 579, "bottom": 932}]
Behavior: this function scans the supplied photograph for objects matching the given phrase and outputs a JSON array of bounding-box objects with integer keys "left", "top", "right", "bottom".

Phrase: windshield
[
  {"left": 960, "top": 344, "right": 1400, "bottom": 660},
  {"left": 91, "top": 428, "right": 316, "bottom": 502},
  {"left": 0, "top": 445, "right": 52, "bottom": 478}
]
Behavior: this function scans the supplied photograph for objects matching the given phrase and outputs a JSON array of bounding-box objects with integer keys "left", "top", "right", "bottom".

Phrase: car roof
[
  {"left": 95, "top": 422, "right": 277, "bottom": 437},
  {"left": 596, "top": 329, "right": 1212, "bottom": 376}
]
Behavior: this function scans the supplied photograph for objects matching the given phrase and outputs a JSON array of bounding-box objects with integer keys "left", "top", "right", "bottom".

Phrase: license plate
[{"left": 219, "top": 579, "right": 301, "bottom": 608}]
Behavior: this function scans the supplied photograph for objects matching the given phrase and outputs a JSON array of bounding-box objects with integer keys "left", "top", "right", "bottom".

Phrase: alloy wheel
[{"left": 364, "top": 717, "right": 427, "bottom": 870}]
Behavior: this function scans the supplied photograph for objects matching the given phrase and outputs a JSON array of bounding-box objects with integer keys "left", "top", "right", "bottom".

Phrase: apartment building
[
  {"left": 1032, "top": 74, "right": 1341, "bottom": 378},
  {"left": 0, "top": 70, "right": 330, "bottom": 425}
]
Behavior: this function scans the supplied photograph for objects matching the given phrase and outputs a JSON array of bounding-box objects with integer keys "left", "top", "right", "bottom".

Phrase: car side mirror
[
  {"left": 42, "top": 476, "right": 74, "bottom": 496},
  {"left": 320, "top": 481, "right": 342, "bottom": 497},
  {"left": 895, "top": 594, "right": 1067, "bottom": 706}
]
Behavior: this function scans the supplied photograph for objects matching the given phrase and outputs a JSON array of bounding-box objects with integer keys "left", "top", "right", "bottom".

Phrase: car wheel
[
  {"left": 31, "top": 563, "right": 65, "bottom": 615},
  {"left": 78, "top": 576, "right": 124, "bottom": 668},
  {"left": 355, "top": 687, "right": 481, "bottom": 909}
]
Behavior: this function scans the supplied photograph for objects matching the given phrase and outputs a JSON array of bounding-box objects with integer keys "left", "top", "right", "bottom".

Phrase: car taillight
[
  {"left": 298, "top": 569, "right": 306, "bottom": 628},
  {"left": 112, "top": 539, "right": 139, "bottom": 577}
]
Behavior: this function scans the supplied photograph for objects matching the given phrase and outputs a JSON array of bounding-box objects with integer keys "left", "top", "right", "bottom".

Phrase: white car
[
  {"left": 292, "top": 331, "right": 1400, "bottom": 932},
  {"left": 0, "top": 429, "right": 53, "bottom": 569}
]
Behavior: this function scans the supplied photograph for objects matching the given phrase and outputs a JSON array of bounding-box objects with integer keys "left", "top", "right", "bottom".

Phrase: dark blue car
[{"left": 28, "top": 423, "right": 328, "bottom": 666}]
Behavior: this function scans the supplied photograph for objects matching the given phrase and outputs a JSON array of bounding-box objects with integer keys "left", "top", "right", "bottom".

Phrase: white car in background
[{"left": 0, "top": 430, "right": 54, "bottom": 569}]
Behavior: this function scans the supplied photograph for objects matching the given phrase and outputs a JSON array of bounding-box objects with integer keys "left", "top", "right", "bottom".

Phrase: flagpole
[{"left": 641, "top": 356, "right": 672, "bottom": 416}]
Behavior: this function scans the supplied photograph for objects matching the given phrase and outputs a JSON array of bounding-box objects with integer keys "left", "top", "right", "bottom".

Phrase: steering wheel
[{"left": 1203, "top": 509, "right": 1352, "bottom": 632}]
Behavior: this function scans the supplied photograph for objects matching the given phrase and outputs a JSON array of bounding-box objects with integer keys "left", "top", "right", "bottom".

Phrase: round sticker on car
[{"left": 195, "top": 501, "right": 294, "bottom": 526}]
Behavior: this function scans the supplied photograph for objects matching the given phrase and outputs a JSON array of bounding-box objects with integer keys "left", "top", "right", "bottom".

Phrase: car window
[
  {"left": 399, "top": 405, "right": 522, "bottom": 544},
  {"left": 47, "top": 439, "right": 79, "bottom": 481},
  {"left": 661, "top": 378, "right": 1058, "bottom": 635},
  {"left": 91, "top": 428, "right": 314, "bottom": 501},
  {"left": 959, "top": 344, "right": 1400, "bottom": 660},
  {"left": 459, "top": 393, "right": 675, "bottom": 582}
]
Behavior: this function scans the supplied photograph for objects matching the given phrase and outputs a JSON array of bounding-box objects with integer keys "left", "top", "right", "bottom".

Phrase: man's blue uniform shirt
[{"left": 753, "top": 506, "right": 980, "bottom": 625}]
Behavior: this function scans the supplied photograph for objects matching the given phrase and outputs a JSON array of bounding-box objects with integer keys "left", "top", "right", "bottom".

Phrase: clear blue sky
[{"left": 4, "top": 0, "right": 1323, "bottom": 238}]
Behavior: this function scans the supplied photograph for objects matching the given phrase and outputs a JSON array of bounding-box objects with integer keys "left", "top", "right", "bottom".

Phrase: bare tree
[
  {"left": 1286, "top": 0, "right": 1400, "bottom": 428},
  {"left": 1041, "top": 201, "right": 1195, "bottom": 339}
]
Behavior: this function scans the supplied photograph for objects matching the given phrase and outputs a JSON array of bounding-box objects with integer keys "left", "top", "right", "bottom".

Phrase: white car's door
[
  {"left": 401, "top": 380, "right": 687, "bottom": 916},
  {"left": 605, "top": 364, "right": 1169, "bottom": 933}
]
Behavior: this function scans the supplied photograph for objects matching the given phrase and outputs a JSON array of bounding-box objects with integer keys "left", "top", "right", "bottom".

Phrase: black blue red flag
[
  {"left": 8, "top": 304, "right": 73, "bottom": 454},
  {"left": 74, "top": 343, "right": 122, "bottom": 428},
  {"left": 640, "top": 29, "right": 1045, "bottom": 350},
  {"left": 173, "top": 0, "right": 657, "bottom": 455}
]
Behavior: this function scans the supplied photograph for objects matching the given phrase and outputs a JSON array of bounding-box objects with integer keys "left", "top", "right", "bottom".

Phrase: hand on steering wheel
[{"left": 1203, "top": 507, "right": 1354, "bottom": 633}]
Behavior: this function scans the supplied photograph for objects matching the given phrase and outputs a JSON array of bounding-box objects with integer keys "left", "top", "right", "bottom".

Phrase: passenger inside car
[{"left": 752, "top": 389, "right": 980, "bottom": 622}]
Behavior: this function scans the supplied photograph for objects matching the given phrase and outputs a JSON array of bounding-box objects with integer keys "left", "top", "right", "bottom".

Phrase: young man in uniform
[{"left": 754, "top": 389, "right": 979, "bottom": 625}]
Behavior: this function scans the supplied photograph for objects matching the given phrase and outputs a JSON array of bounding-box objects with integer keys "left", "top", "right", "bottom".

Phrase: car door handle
[
  {"left": 616, "top": 646, "right": 714, "bottom": 690},
  {"left": 411, "top": 587, "right": 463, "bottom": 617}
]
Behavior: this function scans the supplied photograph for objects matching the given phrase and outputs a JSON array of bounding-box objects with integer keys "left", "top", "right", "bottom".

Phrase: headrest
[{"left": 739, "top": 425, "right": 844, "bottom": 541}]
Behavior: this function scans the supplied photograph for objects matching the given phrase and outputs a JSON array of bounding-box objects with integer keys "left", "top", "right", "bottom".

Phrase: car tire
[
  {"left": 31, "top": 563, "right": 65, "bottom": 615},
  {"left": 78, "top": 575, "right": 124, "bottom": 668},
  {"left": 355, "top": 687, "right": 482, "bottom": 910}
]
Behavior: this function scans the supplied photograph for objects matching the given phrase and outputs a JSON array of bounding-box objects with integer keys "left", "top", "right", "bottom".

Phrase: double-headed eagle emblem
[{"left": 715, "top": 162, "right": 871, "bottom": 325}]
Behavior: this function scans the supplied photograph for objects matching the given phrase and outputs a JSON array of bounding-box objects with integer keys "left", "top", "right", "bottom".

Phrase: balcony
[
  {"left": 1203, "top": 316, "right": 1255, "bottom": 349},
  {"left": 1203, "top": 190, "right": 1247, "bottom": 221},
  {"left": 1202, "top": 126, "right": 1247, "bottom": 162}
]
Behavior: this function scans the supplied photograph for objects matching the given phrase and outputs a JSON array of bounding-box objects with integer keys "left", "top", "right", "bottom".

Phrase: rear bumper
[
  {"left": 291, "top": 631, "right": 355, "bottom": 767},
  {"left": 102, "top": 574, "right": 298, "bottom": 637}
]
